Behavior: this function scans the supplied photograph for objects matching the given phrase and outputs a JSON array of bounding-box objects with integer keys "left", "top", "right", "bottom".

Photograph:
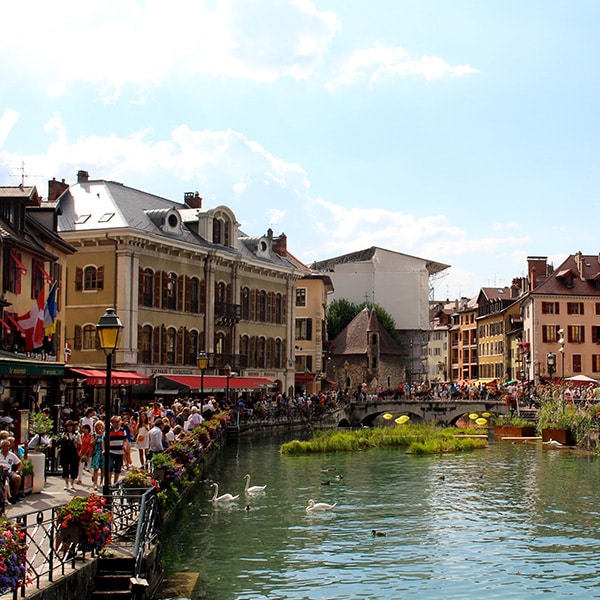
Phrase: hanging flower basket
[
  {"left": 56, "top": 494, "right": 113, "bottom": 553},
  {"left": 0, "top": 517, "right": 27, "bottom": 595}
]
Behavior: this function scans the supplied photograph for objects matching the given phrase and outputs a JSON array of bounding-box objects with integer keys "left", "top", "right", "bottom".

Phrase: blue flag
[{"left": 43, "top": 281, "right": 58, "bottom": 335}]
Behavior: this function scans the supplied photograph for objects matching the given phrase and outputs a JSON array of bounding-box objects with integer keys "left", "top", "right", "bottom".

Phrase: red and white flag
[{"left": 17, "top": 287, "right": 45, "bottom": 350}]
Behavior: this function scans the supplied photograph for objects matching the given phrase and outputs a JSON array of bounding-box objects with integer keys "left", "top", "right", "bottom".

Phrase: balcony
[{"left": 215, "top": 302, "right": 241, "bottom": 326}]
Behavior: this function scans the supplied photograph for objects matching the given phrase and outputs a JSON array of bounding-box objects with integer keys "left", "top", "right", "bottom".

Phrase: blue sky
[{"left": 1, "top": 0, "right": 598, "bottom": 300}]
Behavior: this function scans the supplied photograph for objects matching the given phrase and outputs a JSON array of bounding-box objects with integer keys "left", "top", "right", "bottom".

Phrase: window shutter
[
  {"left": 226, "top": 283, "right": 232, "bottom": 304},
  {"left": 267, "top": 292, "right": 273, "bottom": 323},
  {"left": 161, "top": 325, "right": 167, "bottom": 364},
  {"left": 75, "top": 267, "right": 83, "bottom": 291},
  {"left": 177, "top": 274, "right": 184, "bottom": 312},
  {"left": 200, "top": 280, "right": 206, "bottom": 314},
  {"left": 266, "top": 338, "right": 273, "bottom": 369},
  {"left": 97, "top": 266, "right": 104, "bottom": 290},
  {"left": 185, "top": 276, "right": 191, "bottom": 313},
  {"left": 137, "top": 325, "right": 143, "bottom": 354},
  {"left": 249, "top": 336, "right": 256, "bottom": 368},
  {"left": 153, "top": 326, "right": 161, "bottom": 363},
  {"left": 282, "top": 294, "right": 287, "bottom": 321},
  {"left": 250, "top": 289, "right": 256, "bottom": 321},
  {"left": 306, "top": 319, "right": 312, "bottom": 341},
  {"left": 138, "top": 268, "right": 144, "bottom": 306},
  {"left": 154, "top": 271, "right": 161, "bottom": 308},
  {"left": 177, "top": 328, "right": 184, "bottom": 364},
  {"left": 74, "top": 325, "right": 82, "bottom": 350}
]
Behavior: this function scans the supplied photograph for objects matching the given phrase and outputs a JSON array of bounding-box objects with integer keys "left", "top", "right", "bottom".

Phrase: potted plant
[
  {"left": 29, "top": 411, "right": 54, "bottom": 451},
  {"left": 19, "top": 458, "right": 34, "bottom": 495},
  {"left": 0, "top": 517, "right": 27, "bottom": 595},
  {"left": 150, "top": 453, "right": 181, "bottom": 485},
  {"left": 492, "top": 414, "right": 536, "bottom": 440},
  {"left": 537, "top": 398, "right": 595, "bottom": 446},
  {"left": 56, "top": 494, "right": 113, "bottom": 554}
]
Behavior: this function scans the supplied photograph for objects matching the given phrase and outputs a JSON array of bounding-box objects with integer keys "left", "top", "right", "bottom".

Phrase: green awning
[{"left": 0, "top": 356, "right": 65, "bottom": 377}]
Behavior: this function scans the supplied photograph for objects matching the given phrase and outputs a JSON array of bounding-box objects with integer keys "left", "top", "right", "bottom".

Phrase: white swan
[
  {"left": 306, "top": 499, "right": 337, "bottom": 512},
  {"left": 210, "top": 482, "right": 239, "bottom": 502},
  {"left": 243, "top": 474, "right": 267, "bottom": 494}
]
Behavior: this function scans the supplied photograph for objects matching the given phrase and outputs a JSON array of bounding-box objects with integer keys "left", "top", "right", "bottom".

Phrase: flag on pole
[
  {"left": 44, "top": 281, "right": 59, "bottom": 335},
  {"left": 17, "top": 287, "right": 46, "bottom": 350}
]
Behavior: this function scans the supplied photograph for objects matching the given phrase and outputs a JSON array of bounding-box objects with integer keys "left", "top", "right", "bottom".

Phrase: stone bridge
[{"left": 318, "top": 399, "right": 509, "bottom": 428}]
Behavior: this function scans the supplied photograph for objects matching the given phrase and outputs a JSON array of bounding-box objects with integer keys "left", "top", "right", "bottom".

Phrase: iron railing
[{"left": 9, "top": 486, "right": 161, "bottom": 597}]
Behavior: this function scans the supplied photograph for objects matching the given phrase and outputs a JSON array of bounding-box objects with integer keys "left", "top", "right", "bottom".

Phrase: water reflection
[{"left": 160, "top": 436, "right": 600, "bottom": 599}]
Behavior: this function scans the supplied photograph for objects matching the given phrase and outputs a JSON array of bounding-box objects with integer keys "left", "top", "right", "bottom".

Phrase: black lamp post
[
  {"left": 558, "top": 328, "right": 565, "bottom": 380},
  {"left": 547, "top": 352, "right": 556, "bottom": 384},
  {"left": 224, "top": 363, "right": 232, "bottom": 405},
  {"left": 96, "top": 308, "right": 124, "bottom": 499},
  {"left": 197, "top": 351, "right": 208, "bottom": 401}
]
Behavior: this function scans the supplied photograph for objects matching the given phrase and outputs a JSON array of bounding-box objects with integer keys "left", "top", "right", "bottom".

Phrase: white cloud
[
  {"left": 0, "top": 109, "right": 19, "bottom": 146},
  {"left": 0, "top": 0, "right": 340, "bottom": 97},
  {"left": 327, "top": 42, "right": 478, "bottom": 90}
]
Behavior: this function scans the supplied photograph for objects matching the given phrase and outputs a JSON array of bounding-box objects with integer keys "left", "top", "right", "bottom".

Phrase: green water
[{"left": 160, "top": 435, "right": 600, "bottom": 599}]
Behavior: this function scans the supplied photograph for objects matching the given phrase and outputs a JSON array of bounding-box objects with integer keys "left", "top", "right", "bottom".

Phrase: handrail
[{"left": 8, "top": 485, "right": 160, "bottom": 598}]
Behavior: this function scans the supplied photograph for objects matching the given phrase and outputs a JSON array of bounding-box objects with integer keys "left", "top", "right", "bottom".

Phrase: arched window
[
  {"left": 274, "top": 338, "right": 282, "bottom": 369},
  {"left": 84, "top": 266, "right": 98, "bottom": 290},
  {"left": 216, "top": 281, "right": 227, "bottom": 302},
  {"left": 141, "top": 325, "right": 153, "bottom": 363},
  {"left": 258, "top": 290, "right": 267, "bottom": 322},
  {"left": 240, "top": 334, "right": 249, "bottom": 368},
  {"left": 166, "top": 327, "right": 176, "bottom": 365},
  {"left": 142, "top": 269, "right": 154, "bottom": 307},
  {"left": 274, "top": 293, "right": 283, "bottom": 324},
  {"left": 188, "top": 330, "right": 199, "bottom": 365},
  {"left": 83, "top": 324, "right": 96, "bottom": 349},
  {"left": 241, "top": 287, "right": 250, "bottom": 320},
  {"left": 213, "top": 218, "right": 222, "bottom": 245},
  {"left": 190, "top": 277, "right": 200, "bottom": 314},
  {"left": 167, "top": 273, "right": 178, "bottom": 310}
]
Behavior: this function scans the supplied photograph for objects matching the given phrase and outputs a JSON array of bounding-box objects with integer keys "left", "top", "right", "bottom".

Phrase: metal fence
[{"left": 8, "top": 486, "right": 160, "bottom": 598}]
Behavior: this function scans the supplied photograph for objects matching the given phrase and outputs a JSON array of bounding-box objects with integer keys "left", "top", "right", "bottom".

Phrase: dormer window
[{"left": 212, "top": 213, "right": 231, "bottom": 247}]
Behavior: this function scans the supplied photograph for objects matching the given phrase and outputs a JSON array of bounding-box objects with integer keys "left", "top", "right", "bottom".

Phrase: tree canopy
[{"left": 327, "top": 299, "right": 399, "bottom": 344}]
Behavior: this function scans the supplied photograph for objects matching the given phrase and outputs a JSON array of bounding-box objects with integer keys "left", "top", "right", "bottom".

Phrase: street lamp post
[
  {"left": 96, "top": 308, "right": 124, "bottom": 500},
  {"left": 224, "top": 363, "right": 232, "bottom": 405},
  {"left": 197, "top": 351, "right": 208, "bottom": 402},
  {"left": 558, "top": 328, "right": 565, "bottom": 380},
  {"left": 547, "top": 352, "right": 556, "bottom": 385}
]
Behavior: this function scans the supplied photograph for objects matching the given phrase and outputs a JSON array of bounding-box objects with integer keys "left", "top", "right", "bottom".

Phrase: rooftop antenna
[{"left": 8, "top": 160, "right": 42, "bottom": 187}]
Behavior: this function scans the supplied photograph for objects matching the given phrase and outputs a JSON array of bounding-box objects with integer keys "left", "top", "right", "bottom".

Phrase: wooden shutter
[
  {"left": 200, "top": 280, "right": 206, "bottom": 314},
  {"left": 185, "top": 276, "right": 191, "bottom": 313},
  {"left": 266, "top": 338, "right": 273, "bottom": 369},
  {"left": 161, "top": 272, "right": 168, "bottom": 308},
  {"left": 306, "top": 319, "right": 312, "bottom": 341},
  {"left": 226, "top": 283, "right": 232, "bottom": 303},
  {"left": 153, "top": 326, "right": 160, "bottom": 364},
  {"left": 137, "top": 325, "right": 143, "bottom": 354},
  {"left": 75, "top": 267, "right": 83, "bottom": 291},
  {"left": 154, "top": 271, "right": 161, "bottom": 308},
  {"left": 97, "top": 266, "right": 104, "bottom": 290},
  {"left": 160, "top": 325, "right": 167, "bottom": 364},
  {"left": 74, "top": 325, "right": 82, "bottom": 350},
  {"left": 249, "top": 289, "right": 256, "bottom": 322},
  {"left": 177, "top": 328, "right": 184, "bottom": 364},
  {"left": 249, "top": 336, "right": 256, "bottom": 368},
  {"left": 177, "top": 274, "right": 185, "bottom": 312},
  {"left": 138, "top": 268, "right": 144, "bottom": 306}
]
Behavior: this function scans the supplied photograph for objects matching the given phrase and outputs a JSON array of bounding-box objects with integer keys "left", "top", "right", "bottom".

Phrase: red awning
[
  {"left": 157, "top": 374, "right": 275, "bottom": 392},
  {"left": 295, "top": 372, "right": 315, "bottom": 382},
  {"left": 67, "top": 367, "right": 151, "bottom": 386}
]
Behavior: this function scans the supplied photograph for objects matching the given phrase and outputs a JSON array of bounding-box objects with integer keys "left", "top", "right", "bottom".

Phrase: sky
[{"left": 1, "top": 0, "right": 599, "bottom": 301}]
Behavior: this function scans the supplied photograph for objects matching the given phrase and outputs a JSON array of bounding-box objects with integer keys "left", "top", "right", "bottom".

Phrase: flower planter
[
  {"left": 19, "top": 473, "right": 33, "bottom": 496},
  {"left": 153, "top": 467, "right": 166, "bottom": 481},
  {"left": 542, "top": 428, "right": 574, "bottom": 446},
  {"left": 494, "top": 425, "right": 536, "bottom": 440},
  {"left": 29, "top": 451, "right": 46, "bottom": 494}
]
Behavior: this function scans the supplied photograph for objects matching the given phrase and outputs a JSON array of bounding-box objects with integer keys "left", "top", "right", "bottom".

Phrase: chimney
[
  {"left": 575, "top": 250, "right": 584, "bottom": 280},
  {"left": 527, "top": 256, "right": 547, "bottom": 290},
  {"left": 271, "top": 232, "right": 288, "bottom": 257},
  {"left": 184, "top": 191, "right": 202, "bottom": 209},
  {"left": 77, "top": 170, "right": 89, "bottom": 184},
  {"left": 47, "top": 178, "right": 69, "bottom": 203}
]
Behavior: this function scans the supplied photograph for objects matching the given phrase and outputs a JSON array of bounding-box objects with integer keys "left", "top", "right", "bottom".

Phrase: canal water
[{"left": 159, "top": 434, "right": 600, "bottom": 599}]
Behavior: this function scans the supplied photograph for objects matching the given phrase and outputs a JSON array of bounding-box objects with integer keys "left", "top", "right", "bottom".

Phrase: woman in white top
[{"left": 135, "top": 410, "right": 150, "bottom": 467}]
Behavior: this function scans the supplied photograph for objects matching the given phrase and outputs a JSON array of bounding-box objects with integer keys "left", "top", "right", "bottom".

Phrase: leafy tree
[{"left": 327, "top": 299, "right": 399, "bottom": 344}]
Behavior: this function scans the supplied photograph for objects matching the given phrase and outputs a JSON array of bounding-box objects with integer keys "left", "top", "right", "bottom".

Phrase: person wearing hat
[
  {"left": 0, "top": 438, "right": 22, "bottom": 504},
  {"left": 56, "top": 421, "right": 81, "bottom": 491}
]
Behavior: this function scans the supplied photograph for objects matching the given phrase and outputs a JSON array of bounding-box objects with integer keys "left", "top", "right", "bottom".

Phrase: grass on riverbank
[{"left": 280, "top": 424, "right": 488, "bottom": 455}]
